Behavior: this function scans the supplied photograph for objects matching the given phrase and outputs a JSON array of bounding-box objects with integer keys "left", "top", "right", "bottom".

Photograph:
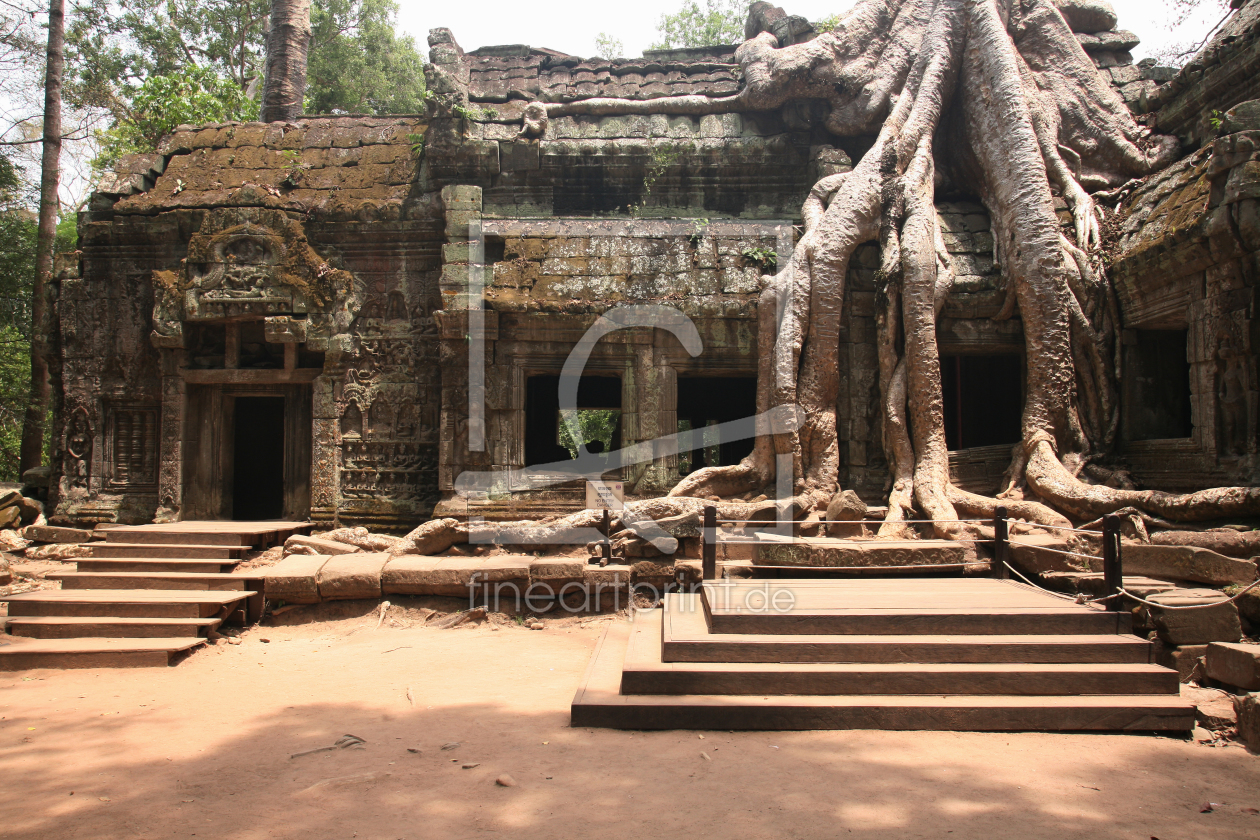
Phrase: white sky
[{"left": 394, "top": 0, "right": 1231, "bottom": 62}]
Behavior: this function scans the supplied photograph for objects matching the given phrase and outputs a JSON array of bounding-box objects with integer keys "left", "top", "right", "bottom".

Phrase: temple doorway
[
  {"left": 181, "top": 383, "right": 312, "bottom": 521},
  {"left": 232, "top": 397, "right": 286, "bottom": 520}
]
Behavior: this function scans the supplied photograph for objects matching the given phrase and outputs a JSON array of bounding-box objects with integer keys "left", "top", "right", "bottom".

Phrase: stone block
[
  {"left": 0, "top": 505, "right": 19, "bottom": 529},
  {"left": 1236, "top": 693, "right": 1260, "bottom": 753},
  {"left": 530, "top": 558, "right": 586, "bottom": 580},
  {"left": 1122, "top": 543, "right": 1258, "bottom": 586},
  {"left": 318, "top": 552, "right": 388, "bottom": 600},
  {"left": 1055, "top": 0, "right": 1117, "bottom": 34},
  {"left": 583, "top": 563, "right": 632, "bottom": 588},
  {"left": 382, "top": 554, "right": 530, "bottom": 596},
  {"left": 264, "top": 554, "right": 330, "bottom": 604},
  {"left": 285, "top": 534, "right": 361, "bottom": 556},
  {"left": 755, "top": 533, "right": 970, "bottom": 567},
  {"left": 1220, "top": 100, "right": 1260, "bottom": 135},
  {"left": 1205, "top": 642, "right": 1260, "bottom": 690},
  {"left": 22, "top": 525, "right": 94, "bottom": 544},
  {"left": 1148, "top": 590, "right": 1242, "bottom": 646},
  {"left": 1155, "top": 643, "right": 1208, "bottom": 682}
]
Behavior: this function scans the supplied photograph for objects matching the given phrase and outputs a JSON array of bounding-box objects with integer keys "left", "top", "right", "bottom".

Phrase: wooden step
[
  {"left": 3, "top": 589, "right": 255, "bottom": 619},
  {"left": 47, "top": 571, "right": 257, "bottom": 591},
  {"left": 101, "top": 530, "right": 252, "bottom": 547},
  {"left": 5, "top": 616, "right": 222, "bottom": 639},
  {"left": 0, "top": 637, "right": 205, "bottom": 669},
  {"left": 571, "top": 620, "right": 1195, "bottom": 731},
  {"left": 99, "top": 521, "right": 312, "bottom": 549},
  {"left": 76, "top": 558, "right": 237, "bottom": 574},
  {"left": 662, "top": 594, "right": 1151, "bottom": 664},
  {"left": 91, "top": 543, "right": 244, "bottom": 559},
  {"left": 628, "top": 611, "right": 1175, "bottom": 696},
  {"left": 701, "top": 579, "right": 1132, "bottom": 635}
]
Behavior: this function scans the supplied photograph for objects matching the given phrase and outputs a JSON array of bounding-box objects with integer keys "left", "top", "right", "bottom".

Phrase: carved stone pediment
[{"left": 151, "top": 208, "right": 363, "bottom": 348}]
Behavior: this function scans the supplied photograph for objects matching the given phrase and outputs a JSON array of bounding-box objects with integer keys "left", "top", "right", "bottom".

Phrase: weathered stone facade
[{"left": 48, "top": 6, "right": 1260, "bottom": 531}]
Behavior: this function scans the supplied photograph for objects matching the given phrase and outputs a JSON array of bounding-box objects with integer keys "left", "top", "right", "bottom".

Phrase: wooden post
[
  {"left": 602, "top": 508, "right": 612, "bottom": 565},
  {"left": 1102, "top": 514, "right": 1123, "bottom": 611},
  {"left": 702, "top": 505, "right": 717, "bottom": 581},
  {"left": 993, "top": 505, "right": 1009, "bottom": 579}
]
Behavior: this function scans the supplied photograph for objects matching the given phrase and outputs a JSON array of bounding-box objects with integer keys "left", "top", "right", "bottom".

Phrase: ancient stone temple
[{"left": 48, "top": 1, "right": 1260, "bottom": 532}]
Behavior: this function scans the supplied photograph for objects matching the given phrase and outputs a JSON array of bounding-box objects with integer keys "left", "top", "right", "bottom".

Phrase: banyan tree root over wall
[{"left": 506, "top": 0, "right": 1260, "bottom": 538}]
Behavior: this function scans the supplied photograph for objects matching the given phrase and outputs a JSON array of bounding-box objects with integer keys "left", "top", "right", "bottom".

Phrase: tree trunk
[
  {"left": 21, "top": 0, "right": 64, "bottom": 476},
  {"left": 261, "top": 0, "right": 312, "bottom": 123}
]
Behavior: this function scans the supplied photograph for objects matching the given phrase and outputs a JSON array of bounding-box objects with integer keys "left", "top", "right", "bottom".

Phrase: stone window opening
[
  {"left": 675, "top": 376, "right": 757, "bottom": 474},
  {"left": 1123, "top": 329, "right": 1192, "bottom": 442},
  {"left": 941, "top": 354, "right": 1024, "bottom": 451},
  {"left": 524, "top": 374, "right": 622, "bottom": 467}
]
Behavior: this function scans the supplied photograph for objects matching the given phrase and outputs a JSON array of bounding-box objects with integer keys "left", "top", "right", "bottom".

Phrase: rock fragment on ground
[{"left": 1205, "top": 642, "right": 1260, "bottom": 691}]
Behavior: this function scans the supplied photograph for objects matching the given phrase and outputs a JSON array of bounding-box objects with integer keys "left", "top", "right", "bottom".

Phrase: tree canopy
[{"left": 650, "top": 0, "right": 747, "bottom": 50}]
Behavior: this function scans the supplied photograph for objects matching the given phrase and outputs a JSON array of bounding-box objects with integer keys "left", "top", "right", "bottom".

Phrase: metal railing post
[
  {"left": 602, "top": 508, "right": 612, "bottom": 565},
  {"left": 993, "top": 505, "right": 1009, "bottom": 579},
  {"left": 1102, "top": 514, "right": 1123, "bottom": 611},
  {"left": 702, "top": 505, "right": 717, "bottom": 581}
]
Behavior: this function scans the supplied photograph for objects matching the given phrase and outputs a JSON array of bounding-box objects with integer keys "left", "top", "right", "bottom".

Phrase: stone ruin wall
[{"left": 47, "top": 4, "right": 1260, "bottom": 530}]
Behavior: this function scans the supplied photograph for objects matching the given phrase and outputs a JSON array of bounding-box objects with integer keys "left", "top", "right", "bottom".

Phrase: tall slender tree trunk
[
  {"left": 20, "top": 0, "right": 64, "bottom": 475},
  {"left": 261, "top": 0, "right": 312, "bottom": 123}
]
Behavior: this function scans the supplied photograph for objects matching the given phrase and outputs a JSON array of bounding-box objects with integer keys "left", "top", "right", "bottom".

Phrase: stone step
[
  {"left": 91, "top": 543, "right": 244, "bottom": 559},
  {"left": 76, "top": 558, "right": 237, "bottom": 574},
  {"left": 571, "top": 620, "right": 1195, "bottom": 732},
  {"left": 47, "top": 571, "right": 257, "bottom": 591},
  {"left": 5, "top": 616, "right": 222, "bottom": 639},
  {"left": 751, "top": 532, "right": 976, "bottom": 568},
  {"left": 3, "top": 589, "right": 255, "bottom": 619},
  {"left": 627, "top": 610, "right": 1175, "bottom": 696},
  {"left": 1039, "top": 572, "right": 1182, "bottom": 599},
  {"left": 0, "top": 637, "right": 205, "bottom": 669},
  {"left": 661, "top": 594, "right": 1152, "bottom": 663},
  {"left": 700, "top": 580, "right": 1133, "bottom": 636}
]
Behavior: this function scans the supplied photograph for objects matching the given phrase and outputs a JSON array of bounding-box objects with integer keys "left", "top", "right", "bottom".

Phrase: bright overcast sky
[{"left": 395, "top": 1, "right": 1232, "bottom": 63}]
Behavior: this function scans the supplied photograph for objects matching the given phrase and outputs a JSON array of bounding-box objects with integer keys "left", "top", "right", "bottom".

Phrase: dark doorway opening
[
  {"left": 1124, "top": 329, "right": 1192, "bottom": 441},
  {"left": 525, "top": 374, "right": 622, "bottom": 465},
  {"left": 233, "top": 397, "right": 285, "bottom": 520},
  {"left": 941, "top": 354, "right": 1023, "bottom": 450},
  {"left": 676, "top": 376, "right": 758, "bottom": 471}
]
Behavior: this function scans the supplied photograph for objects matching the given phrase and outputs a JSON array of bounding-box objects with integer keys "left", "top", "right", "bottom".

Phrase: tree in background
[
  {"left": 22, "top": 0, "right": 65, "bottom": 476},
  {"left": 262, "top": 0, "right": 312, "bottom": 122},
  {"left": 594, "top": 32, "right": 625, "bottom": 60},
  {"left": 68, "top": 0, "right": 426, "bottom": 166},
  {"left": 651, "top": 0, "right": 747, "bottom": 49}
]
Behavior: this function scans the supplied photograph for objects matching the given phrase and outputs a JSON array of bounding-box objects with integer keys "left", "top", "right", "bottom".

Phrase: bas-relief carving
[
  {"left": 64, "top": 406, "right": 93, "bottom": 491},
  {"left": 1213, "top": 325, "right": 1255, "bottom": 458},
  {"left": 149, "top": 208, "right": 365, "bottom": 351}
]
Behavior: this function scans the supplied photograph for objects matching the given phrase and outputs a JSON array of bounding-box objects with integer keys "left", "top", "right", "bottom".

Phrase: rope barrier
[
  {"left": 1001, "top": 562, "right": 1115, "bottom": 606},
  {"left": 1118, "top": 578, "right": 1260, "bottom": 611},
  {"left": 1026, "top": 523, "right": 1102, "bottom": 535},
  {"left": 1007, "top": 540, "right": 1099, "bottom": 562}
]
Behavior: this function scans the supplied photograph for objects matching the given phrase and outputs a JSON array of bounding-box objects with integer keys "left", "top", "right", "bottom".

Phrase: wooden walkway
[{"left": 572, "top": 578, "right": 1194, "bottom": 732}]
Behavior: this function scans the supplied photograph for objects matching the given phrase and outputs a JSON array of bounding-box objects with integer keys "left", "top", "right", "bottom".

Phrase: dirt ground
[{"left": 1, "top": 605, "right": 1258, "bottom": 840}]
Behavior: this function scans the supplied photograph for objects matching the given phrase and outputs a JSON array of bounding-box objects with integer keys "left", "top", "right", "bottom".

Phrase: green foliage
[
  {"left": 93, "top": 65, "right": 259, "bottom": 172},
  {"left": 742, "top": 246, "right": 777, "bottom": 268},
  {"left": 306, "top": 0, "right": 427, "bottom": 115},
  {"left": 595, "top": 32, "right": 625, "bottom": 59},
  {"left": 814, "top": 14, "right": 841, "bottom": 32},
  {"left": 650, "top": 0, "right": 747, "bottom": 50},
  {"left": 69, "top": 0, "right": 427, "bottom": 169},
  {"left": 1209, "top": 109, "right": 1224, "bottom": 130},
  {"left": 558, "top": 410, "right": 620, "bottom": 460},
  {"left": 0, "top": 154, "right": 35, "bottom": 480},
  {"left": 407, "top": 132, "right": 426, "bottom": 159}
]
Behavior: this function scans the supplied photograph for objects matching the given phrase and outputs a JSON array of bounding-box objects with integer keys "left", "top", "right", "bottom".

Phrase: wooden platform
[
  {"left": 0, "top": 521, "right": 303, "bottom": 667},
  {"left": 571, "top": 580, "right": 1194, "bottom": 732}
]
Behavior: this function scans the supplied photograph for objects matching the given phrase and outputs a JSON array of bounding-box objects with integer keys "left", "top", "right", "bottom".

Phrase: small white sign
[{"left": 586, "top": 480, "right": 625, "bottom": 511}]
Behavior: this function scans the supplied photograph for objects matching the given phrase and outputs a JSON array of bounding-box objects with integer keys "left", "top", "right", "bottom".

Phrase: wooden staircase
[
  {"left": 0, "top": 522, "right": 309, "bottom": 668},
  {"left": 572, "top": 580, "right": 1196, "bottom": 731}
]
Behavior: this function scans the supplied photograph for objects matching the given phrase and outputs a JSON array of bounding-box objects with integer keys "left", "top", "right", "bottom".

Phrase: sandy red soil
[{"left": 1, "top": 605, "right": 1257, "bottom": 840}]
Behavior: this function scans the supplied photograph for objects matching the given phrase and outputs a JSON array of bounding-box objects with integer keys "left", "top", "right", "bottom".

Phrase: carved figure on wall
[
  {"left": 1215, "top": 332, "right": 1252, "bottom": 458},
  {"left": 65, "top": 407, "right": 93, "bottom": 490}
]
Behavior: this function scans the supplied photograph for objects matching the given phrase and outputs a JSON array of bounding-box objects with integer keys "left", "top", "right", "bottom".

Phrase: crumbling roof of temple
[
  {"left": 466, "top": 46, "right": 741, "bottom": 104},
  {"left": 1112, "top": 149, "right": 1213, "bottom": 272},
  {"left": 95, "top": 116, "right": 430, "bottom": 222},
  {"left": 1152, "top": 0, "right": 1260, "bottom": 142}
]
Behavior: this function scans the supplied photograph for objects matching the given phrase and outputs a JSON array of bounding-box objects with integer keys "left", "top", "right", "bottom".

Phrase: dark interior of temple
[
  {"left": 525, "top": 374, "right": 622, "bottom": 465},
  {"left": 941, "top": 354, "right": 1024, "bottom": 450},
  {"left": 676, "top": 376, "right": 758, "bottom": 470},
  {"left": 232, "top": 396, "right": 286, "bottom": 520},
  {"left": 1123, "top": 329, "right": 1193, "bottom": 441}
]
